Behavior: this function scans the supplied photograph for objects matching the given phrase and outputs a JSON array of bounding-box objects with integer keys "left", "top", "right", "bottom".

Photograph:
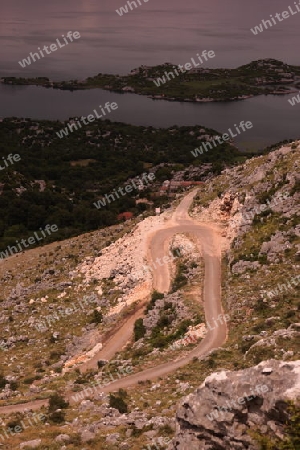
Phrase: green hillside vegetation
[{"left": 0, "top": 118, "right": 247, "bottom": 252}]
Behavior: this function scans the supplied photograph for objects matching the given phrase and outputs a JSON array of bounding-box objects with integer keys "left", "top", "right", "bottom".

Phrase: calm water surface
[
  {"left": 1, "top": 0, "right": 300, "bottom": 149},
  {"left": 1, "top": 84, "right": 299, "bottom": 150},
  {"left": 1, "top": 0, "right": 300, "bottom": 78}
]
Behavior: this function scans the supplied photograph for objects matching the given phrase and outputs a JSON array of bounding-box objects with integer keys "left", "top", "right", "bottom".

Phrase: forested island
[{"left": 2, "top": 59, "right": 300, "bottom": 102}]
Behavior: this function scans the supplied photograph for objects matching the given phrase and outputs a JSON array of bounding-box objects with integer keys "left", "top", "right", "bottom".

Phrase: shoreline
[{"left": 1, "top": 57, "right": 299, "bottom": 104}]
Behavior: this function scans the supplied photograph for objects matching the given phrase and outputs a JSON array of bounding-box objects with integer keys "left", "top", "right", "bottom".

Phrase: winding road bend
[{"left": 0, "top": 189, "right": 227, "bottom": 414}]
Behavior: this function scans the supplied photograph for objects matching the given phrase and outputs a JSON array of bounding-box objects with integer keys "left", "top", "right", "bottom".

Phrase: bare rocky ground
[
  {"left": 0, "top": 142, "right": 299, "bottom": 449},
  {"left": 71, "top": 213, "right": 170, "bottom": 316},
  {"left": 169, "top": 360, "right": 300, "bottom": 450}
]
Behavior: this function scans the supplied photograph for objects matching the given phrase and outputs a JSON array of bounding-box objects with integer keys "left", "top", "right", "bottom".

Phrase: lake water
[
  {"left": 1, "top": 84, "right": 299, "bottom": 151},
  {"left": 1, "top": 0, "right": 300, "bottom": 150},
  {"left": 1, "top": 0, "right": 300, "bottom": 79}
]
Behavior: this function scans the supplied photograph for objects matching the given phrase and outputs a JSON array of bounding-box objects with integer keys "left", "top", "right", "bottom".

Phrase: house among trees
[{"left": 117, "top": 212, "right": 133, "bottom": 221}]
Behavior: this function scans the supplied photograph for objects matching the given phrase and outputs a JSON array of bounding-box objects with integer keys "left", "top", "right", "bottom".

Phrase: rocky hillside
[
  {"left": 169, "top": 360, "right": 300, "bottom": 450},
  {"left": 0, "top": 142, "right": 299, "bottom": 449},
  {"left": 191, "top": 142, "right": 299, "bottom": 366}
]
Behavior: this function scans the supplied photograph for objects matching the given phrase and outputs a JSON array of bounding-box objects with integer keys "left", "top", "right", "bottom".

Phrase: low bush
[
  {"left": 134, "top": 318, "right": 146, "bottom": 341},
  {"left": 109, "top": 389, "right": 129, "bottom": 413},
  {"left": 48, "top": 393, "right": 69, "bottom": 413}
]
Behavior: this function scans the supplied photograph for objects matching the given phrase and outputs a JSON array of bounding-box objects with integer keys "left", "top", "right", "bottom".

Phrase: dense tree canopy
[{"left": 0, "top": 118, "right": 250, "bottom": 251}]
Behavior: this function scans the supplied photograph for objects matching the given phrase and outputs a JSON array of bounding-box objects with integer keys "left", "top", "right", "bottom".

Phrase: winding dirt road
[
  {"left": 101, "top": 190, "right": 227, "bottom": 392},
  {"left": 0, "top": 190, "right": 227, "bottom": 414}
]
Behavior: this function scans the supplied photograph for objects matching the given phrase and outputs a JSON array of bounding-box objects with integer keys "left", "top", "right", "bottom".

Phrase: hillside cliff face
[{"left": 169, "top": 360, "right": 300, "bottom": 450}]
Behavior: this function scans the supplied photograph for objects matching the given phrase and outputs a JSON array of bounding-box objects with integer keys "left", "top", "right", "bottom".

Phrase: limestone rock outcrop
[{"left": 169, "top": 360, "right": 300, "bottom": 450}]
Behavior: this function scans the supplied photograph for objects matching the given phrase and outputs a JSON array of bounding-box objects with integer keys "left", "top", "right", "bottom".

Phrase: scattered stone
[{"left": 20, "top": 439, "right": 42, "bottom": 449}]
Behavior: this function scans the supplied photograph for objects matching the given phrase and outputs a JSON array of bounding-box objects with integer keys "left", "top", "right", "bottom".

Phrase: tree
[
  {"left": 134, "top": 318, "right": 146, "bottom": 341},
  {"left": 48, "top": 393, "right": 69, "bottom": 413},
  {"left": 90, "top": 309, "right": 103, "bottom": 324},
  {"left": 109, "top": 389, "right": 129, "bottom": 413}
]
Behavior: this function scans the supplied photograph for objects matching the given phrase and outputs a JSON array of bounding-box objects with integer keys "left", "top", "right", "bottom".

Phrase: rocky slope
[
  {"left": 169, "top": 360, "right": 300, "bottom": 450},
  {"left": 191, "top": 142, "right": 299, "bottom": 362},
  {"left": 0, "top": 142, "right": 299, "bottom": 449}
]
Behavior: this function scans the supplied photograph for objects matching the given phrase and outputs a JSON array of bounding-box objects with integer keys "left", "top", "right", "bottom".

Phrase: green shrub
[
  {"left": 150, "top": 333, "right": 170, "bottom": 349},
  {"left": 0, "top": 373, "right": 6, "bottom": 389},
  {"left": 171, "top": 263, "right": 188, "bottom": 292},
  {"left": 132, "top": 346, "right": 152, "bottom": 359},
  {"left": 49, "top": 351, "right": 63, "bottom": 362},
  {"left": 149, "top": 318, "right": 192, "bottom": 349},
  {"left": 9, "top": 381, "right": 19, "bottom": 391},
  {"left": 74, "top": 377, "right": 87, "bottom": 384},
  {"left": 48, "top": 393, "right": 69, "bottom": 413},
  {"left": 145, "top": 290, "right": 164, "bottom": 312},
  {"left": 251, "top": 402, "right": 300, "bottom": 449},
  {"left": 163, "top": 302, "right": 174, "bottom": 311},
  {"left": 290, "top": 180, "right": 300, "bottom": 196},
  {"left": 109, "top": 389, "right": 129, "bottom": 413},
  {"left": 48, "top": 410, "right": 66, "bottom": 424},
  {"left": 97, "top": 360, "right": 107, "bottom": 369},
  {"left": 134, "top": 318, "right": 146, "bottom": 341},
  {"left": 131, "top": 424, "right": 153, "bottom": 437},
  {"left": 249, "top": 346, "right": 275, "bottom": 365},
  {"left": 171, "top": 247, "right": 182, "bottom": 257},
  {"left": 90, "top": 309, "right": 103, "bottom": 324},
  {"left": 158, "top": 423, "right": 174, "bottom": 435},
  {"left": 23, "top": 376, "right": 36, "bottom": 385},
  {"left": 152, "top": 291, "right": 164, "bottom": 301},
  {"left": 156, "top": 313, "right": 173, "bottom": 328}
]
